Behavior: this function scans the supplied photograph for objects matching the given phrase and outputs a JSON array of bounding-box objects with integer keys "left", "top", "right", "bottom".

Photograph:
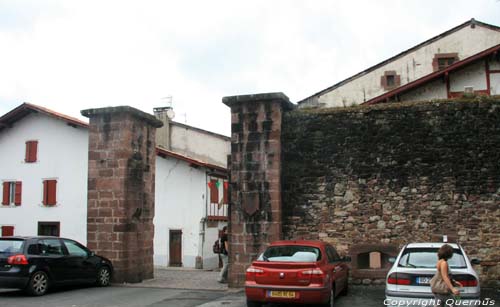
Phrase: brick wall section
[
  {"left": 81, "top": 106, "right": 162, "bottom": 283},
  {"left": 223, "top": 93, "right": 294, "bottom": 287},
  {"left": 282, "top": 97, "right": 500, "bottom": 287}
]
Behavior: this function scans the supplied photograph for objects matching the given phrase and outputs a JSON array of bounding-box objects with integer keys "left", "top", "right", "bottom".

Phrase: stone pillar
[
  {"left": 81, "top": 106, "right": 163, "bottom": 283},
  {"left": 222, "top": 93, "right": 294, "bottom": 287}
]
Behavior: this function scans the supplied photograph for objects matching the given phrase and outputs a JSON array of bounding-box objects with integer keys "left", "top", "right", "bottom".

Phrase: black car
[{"left": 0, "top": 236, "right": 113, "bottom": 296}]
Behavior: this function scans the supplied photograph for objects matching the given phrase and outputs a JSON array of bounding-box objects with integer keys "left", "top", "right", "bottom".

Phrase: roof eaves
[
  {"left": 156, "top": 147, "right": 227, "bottom": 173},
  {"left": 362, "top": 43, "right": 500, "bottom": 105},
  {"left": 297, "top": 18, "right": 498, "bottom": 104}
]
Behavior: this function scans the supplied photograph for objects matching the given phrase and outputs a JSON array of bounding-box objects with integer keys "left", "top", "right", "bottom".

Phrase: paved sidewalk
[{"left": 119, "top": 267, "right": 230, "bottom": 291}]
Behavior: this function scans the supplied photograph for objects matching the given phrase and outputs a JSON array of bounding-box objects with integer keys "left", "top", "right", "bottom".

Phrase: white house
[
  {"left": 0, "top": 103, "right": 230, "bottom": 270},
  {"left": 299, "top": 18, "right": 500, "bottom": 108}
]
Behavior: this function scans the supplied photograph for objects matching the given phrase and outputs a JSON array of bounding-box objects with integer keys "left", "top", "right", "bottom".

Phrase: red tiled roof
[
  {"left": 0, "top": 102, "right": 88, "bottom": 130},
  {"left": 363, "top": 43, "right": 500, "bottom": 105},
  {"left": 156, "top": 147, "right": 227, "bottom": 173}
]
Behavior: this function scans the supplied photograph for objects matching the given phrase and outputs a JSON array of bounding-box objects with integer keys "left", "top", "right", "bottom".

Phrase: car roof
[
  {"left": 1, "top": 236, "right": 70, "bottom": 240},
  {"left": 406, "top": 242, "right": 460, "bottom": 249},
  {"left": 270, "top": 240, "right": 326, "bottom": 247}
]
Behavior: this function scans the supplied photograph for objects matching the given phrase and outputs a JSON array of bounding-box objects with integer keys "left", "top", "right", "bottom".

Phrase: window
[
  {"left": 42, "top": 180, "right": 57, "bottom": 206},
  {"left": 1, "top": 226, "right": 15, "bottom": 237},
  {"left": 25, "top": 140, "right": 38, "bottom": 163},
  {"left": 209, "top": 179, "right": 219, "bottom": 204},
  {"left": 38, "top": 222, "right": 60, "bottom": 236},
  {"left": 63, "top": 239, "right": 89, "bottom": 257},
  {"left": 2, "top": 181, "right": 22, "bottom": 206},
  {"left": 381, "top": 71, "right": 401, "bottom": 90},
  {"left": 326, "top": 245, "right": 341, "bottom": 263},
  {"left": 432, "top": 53, "right": 459, "bottom": 71},
  {"left": 39, "top": 239, "right": 64, "bottom": 255},
  {"left": 398, "top": 248, "right": 466, "bottom": 269},
  {"left": 258, "top": 245, "right": 321, "bottom": 262}
]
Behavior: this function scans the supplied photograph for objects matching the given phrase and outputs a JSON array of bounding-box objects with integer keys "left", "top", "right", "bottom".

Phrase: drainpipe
[{"left": 196, "top": 172, "right": 209, "bottom": 269}]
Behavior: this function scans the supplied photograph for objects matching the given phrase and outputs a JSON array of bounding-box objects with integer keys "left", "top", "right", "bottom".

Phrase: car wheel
[
  {"left": 96, "top": 266, "right": 111, "bottom": 287},
  {"left": 26, "top": 271, "right": 49, "bottom": 296},
  {"left": 322, "top": 287, "right": 335, "bottom": 307},
  {"left": 246, "top": 300, "right": 262, "bottom": 307}
]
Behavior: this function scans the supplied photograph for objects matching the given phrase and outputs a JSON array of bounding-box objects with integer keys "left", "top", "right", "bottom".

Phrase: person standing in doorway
[{"left": 218, "top": 226, "right": 229, "bottom": 283}]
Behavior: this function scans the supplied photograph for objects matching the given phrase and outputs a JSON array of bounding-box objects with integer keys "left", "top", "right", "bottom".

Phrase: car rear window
[
  {"left": 258, "top": 245, "right": 321, "bottom": 262},
  {"left": 0, "top": 239, "right": 24, "bottom": 254},
  {"left": 398, "top": 248, "right": 467, "bottom": 269}
]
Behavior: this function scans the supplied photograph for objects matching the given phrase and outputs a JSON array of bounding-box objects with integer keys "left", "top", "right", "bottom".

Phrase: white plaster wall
[
  {"left": 449, "top": 61, "right": 487, "bottom": 92},
  {"left": 304, "top": 25, "right": 500, "bottom": 108},
  {"left": 400, "top": 78, "right": 448, "bottom": 102},
  {"left": 170, "top": 124, "right": 230, "bottom": 168},
  {"left": 154, "top": 156, "right": 207, "bottom": 268},
  {"left": 0, "top": 113, "right": 88, "bottom": 244},
  {"left": 490, "top": 73, "right": 500, "bottom": 95},
  {"left": 202, "top": 222, "right": 227, "bottom": 269}
]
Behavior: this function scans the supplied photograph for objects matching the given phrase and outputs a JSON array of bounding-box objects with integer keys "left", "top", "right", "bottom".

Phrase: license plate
[
  {"left": 268, "top": 291, "right": 296, "bottom": 298},
  {"left": 417, "top": 276, "right": 432, "bottom": 285}
]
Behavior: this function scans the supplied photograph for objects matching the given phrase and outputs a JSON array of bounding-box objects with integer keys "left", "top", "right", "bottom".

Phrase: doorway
[{"left": 169, "top": 229, "right": 182, "bottom": 267}]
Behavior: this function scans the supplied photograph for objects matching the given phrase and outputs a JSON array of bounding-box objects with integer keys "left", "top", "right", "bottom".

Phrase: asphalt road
[{"left": 1, "top": 285, "right": 498, "bottom": 307}]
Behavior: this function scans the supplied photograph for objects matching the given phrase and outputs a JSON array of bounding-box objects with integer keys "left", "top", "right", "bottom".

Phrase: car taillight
[
  {"left": 299, "top": 269, "right": 327, "bottom": 284},
  {"left": 7, "top": 254, "right": 28, "bottom": 265},
  {"left": 454, "top": 275, "right": 478, "bottom": 287},
  {"left": 387, "top": 273, "right": 411, "bottom": 285},
  {"left": 246, "top": 266, "right": 265, "bottom": 281}
]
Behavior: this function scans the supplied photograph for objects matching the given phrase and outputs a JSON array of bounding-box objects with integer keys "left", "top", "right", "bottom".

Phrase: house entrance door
[{"left": 169, "top": 230, "right": 182, "bottom": 267}]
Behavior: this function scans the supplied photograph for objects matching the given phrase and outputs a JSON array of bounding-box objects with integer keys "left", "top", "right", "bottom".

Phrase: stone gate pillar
[
  {"left": 223, "top": 93, "right": 294, "bottom": 287},
  {"left": 81, "top": 106, "right": 163, "bottom": 283}
]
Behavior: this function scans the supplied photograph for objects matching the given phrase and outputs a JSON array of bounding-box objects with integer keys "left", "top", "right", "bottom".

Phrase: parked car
[
  {"left": 245, "top": 240, "right": 350, "bottom": 307},
  {"left": 385, "top": 242, "right": 481, "bottom": 306},
  {"left": 0, "top": 236, "right": 113, "bottom": 296}
]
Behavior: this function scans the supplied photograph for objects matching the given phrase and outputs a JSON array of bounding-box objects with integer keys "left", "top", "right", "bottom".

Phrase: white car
[{"left": 385, "top": 242, "right": 481, "bottom": 306}]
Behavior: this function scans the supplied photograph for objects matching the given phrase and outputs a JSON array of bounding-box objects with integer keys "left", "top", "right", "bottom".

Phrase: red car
[{"left": 245, "top": 240, "right": 350, "bottom": 307}]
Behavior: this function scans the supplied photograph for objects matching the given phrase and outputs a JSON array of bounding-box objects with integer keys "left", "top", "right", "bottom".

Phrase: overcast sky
[{"left": 0, "top": 0, "right": 499, "bottom": 136}]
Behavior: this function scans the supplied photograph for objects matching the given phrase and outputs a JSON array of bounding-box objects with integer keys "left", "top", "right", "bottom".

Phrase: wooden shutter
[
  {"left": 1, "top": 226, "right": 14, "bottom": 237},
  {"left": 210, "top": 179, "right": 219, "bottom": 204},
  {"left": 14, "top": 182, "right": 22, "bottom": 206},
  {"left": 2, "top": 182, "right": 9, "bottom": 205},
  {"left": 223, "top": 181, "right": 228, "bottom": 204},
  {"left": 25, "top": 140, "right": 38, "bottom": 162},
  {"left": 43, "top": 180, "right": 57, "bottom": 206}
]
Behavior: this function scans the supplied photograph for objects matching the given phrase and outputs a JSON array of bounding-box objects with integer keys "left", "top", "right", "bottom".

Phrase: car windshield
[
  {"left": 0, "top": 239, "right": 24, "bottom": 254},
  {"left": 258, "top": 245, "right": 321, "bottom": 262},
  {"left": 398, "top": 248, "right": 467, "bottom": 269}
]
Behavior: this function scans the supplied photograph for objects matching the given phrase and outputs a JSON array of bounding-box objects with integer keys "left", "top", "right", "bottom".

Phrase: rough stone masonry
[
  {"left": 82, "top": 106, "right": 162, "bottom": 283},
  {"left": 225, "top": 94, "right": 499, "bottom": 288}
]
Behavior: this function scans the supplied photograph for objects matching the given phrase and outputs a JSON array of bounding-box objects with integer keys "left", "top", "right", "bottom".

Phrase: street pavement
[{"left": 0, "top": 268, "right": 498, "bottom": 307}]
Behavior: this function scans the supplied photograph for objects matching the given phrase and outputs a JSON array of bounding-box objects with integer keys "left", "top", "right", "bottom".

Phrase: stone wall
[
  {"left": 82, "top": 106, "right": 162, "bottom": 283},
  {"left": 282, "top": 97, "right": 500, "bottom": 287}
]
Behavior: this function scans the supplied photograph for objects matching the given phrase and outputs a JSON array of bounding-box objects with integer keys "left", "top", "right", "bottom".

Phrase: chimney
[{"left": 154, "top": 106, "right": 173, "bottom": 150}]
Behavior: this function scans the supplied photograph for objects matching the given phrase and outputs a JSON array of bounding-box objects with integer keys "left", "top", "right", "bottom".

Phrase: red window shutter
[
  {"left": 210, "top": 179, "right": 219, "bottom": 204},
  {"left": 46, "top": 180, "right": 57, "bottom": 206},
  {"left": 1, "top": 226, "right": 14, "bottom": 237},
  {"left": 14, "top": 182, "right": 22, "bottom": 206},
  {"left": 25, "top": 141, "right": 38, "bottom": 162},
  {"left": 223, "top": 182, "right": 228, "bottom": 204},
  {"left": 2, "top": 182, "right": 10, "bottom": 205}
]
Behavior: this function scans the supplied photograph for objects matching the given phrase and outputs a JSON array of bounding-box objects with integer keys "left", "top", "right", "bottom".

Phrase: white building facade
[
  {"left": 299, "top": 19, "right": 500, "bottom": 108},
  {"left": 0, "top": 103, "right": 230, "bottom": 270}
]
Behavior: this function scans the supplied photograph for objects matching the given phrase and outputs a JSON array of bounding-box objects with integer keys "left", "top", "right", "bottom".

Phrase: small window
[
  {"left": 381, "top": 71, "right": 400, "bottom": 90},
  {"left": 63, "top": 239, "right": 89, "bottom": 257},
  {"left": 25, "top": 140, "right": 38, "bottom": 163},
  {"left": 38, "top": 221, "right": 60, "bottom": 236},
  {"left": 42, "top": 180, "right": 57, "bottom": 206},
  {"left": 2, "top": 181, "right": 22, "bottom": 206},
  {"left": 1, "top": 226, "right": 15, "bottom": 237},
  {"left": 433, "top": 53, "right": 459, "bottom": 71}
]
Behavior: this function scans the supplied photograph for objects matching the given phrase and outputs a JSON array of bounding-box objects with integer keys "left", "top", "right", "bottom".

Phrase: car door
[
  {"left": 38, "top": 238, "right": 71, "bottom": 283},
  {"left": 326, "top": 245, "right": 348, "bottom": 295},
  {"left": 61, "top": 239, "right": 97, "bottom": 282}
]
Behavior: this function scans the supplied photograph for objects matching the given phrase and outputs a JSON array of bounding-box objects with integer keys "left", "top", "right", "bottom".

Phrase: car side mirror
[
  {"left": 388, "top": 257, "right": 396, "bottom": 264},
  {"left": 470, "top": 259, "right": 480, "bottom": 265},
  {"left": 89, "top": 251, "right": 95, "bottom": 257},
  {"left": 342, "top": 256, "right": 351, "bottom": 262}
]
